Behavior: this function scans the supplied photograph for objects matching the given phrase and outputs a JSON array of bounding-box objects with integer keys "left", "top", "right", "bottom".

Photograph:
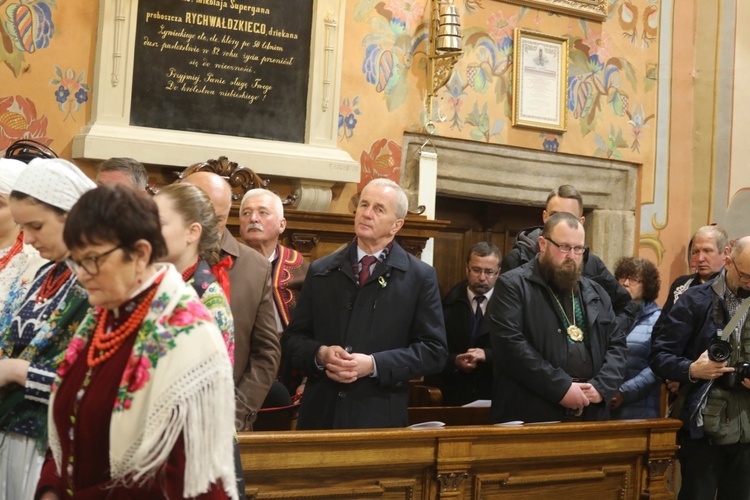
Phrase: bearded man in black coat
[{"left": 489, "top": 212, "right": 627, "bottom": 423}]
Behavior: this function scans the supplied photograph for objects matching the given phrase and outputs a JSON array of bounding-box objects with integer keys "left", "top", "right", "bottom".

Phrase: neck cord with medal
[{"left": 548, "top": 287, "right": 584, "bottom": 342}]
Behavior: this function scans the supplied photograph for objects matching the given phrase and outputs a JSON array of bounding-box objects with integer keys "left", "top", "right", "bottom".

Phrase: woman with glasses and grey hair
[
  {"left": 0, "top": 158, "right": 94, "bottom": 500},
  {"left": 36, "top": 185, "right": 236, "bottom": 499}
]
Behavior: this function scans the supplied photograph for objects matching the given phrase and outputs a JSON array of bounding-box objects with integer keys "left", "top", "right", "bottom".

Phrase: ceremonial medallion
[{"left": 567, "top": 325, "right": 584, "bottom": 342}]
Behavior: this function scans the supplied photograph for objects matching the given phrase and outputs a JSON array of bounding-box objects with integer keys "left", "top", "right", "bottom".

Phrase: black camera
[
  {"left": 708, "top": 334, "right": 732, "bottom": 362},
  {"left": 718, "top": 362, "right": 750, "bottom": 389},
  {"left": 708, "top": 332, "right": 750, "bottom": 389}
]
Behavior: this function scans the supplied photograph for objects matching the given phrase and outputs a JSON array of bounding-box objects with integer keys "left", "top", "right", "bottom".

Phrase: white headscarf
[
  {"left": 12, "top": 158, "right": 96, "bottom": 211},
  {"left": 0, "top": 158, "right": 27, "bottom": 195}
]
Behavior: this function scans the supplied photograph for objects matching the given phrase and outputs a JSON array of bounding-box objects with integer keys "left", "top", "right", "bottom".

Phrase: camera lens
[{"left": 708, "top": 337, "right": 732, "bottom": 362}]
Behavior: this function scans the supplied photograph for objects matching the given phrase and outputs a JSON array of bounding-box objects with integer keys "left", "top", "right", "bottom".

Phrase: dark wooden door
[{"left": 434, "top": 196, "right": 540, "bottom": 298}]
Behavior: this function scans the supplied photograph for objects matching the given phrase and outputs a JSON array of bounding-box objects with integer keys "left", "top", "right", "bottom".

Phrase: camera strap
[{"left": 719, "top": 297, "right": 750, "bottom": 341}]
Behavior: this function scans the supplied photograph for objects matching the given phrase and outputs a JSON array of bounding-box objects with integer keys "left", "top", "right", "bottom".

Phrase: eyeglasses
[
  {"left": 546, "top": 237, "right": 587, "bottom": 256},
  {"left": 618, "top": 276, "right": 642, "bottom": 284},
  {"left": 66, "top": 246, "right": 122, "bottom": 276},
  {"left": 469, "top": 267, "right": 499, "bottom": 278},
  {"left": 730, "top": 256, "right": 750, "bottom": 283}
]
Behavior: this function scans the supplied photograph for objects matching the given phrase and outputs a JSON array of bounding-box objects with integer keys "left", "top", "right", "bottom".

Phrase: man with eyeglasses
[
  {"left": 437, "top": 242, "right": 501, "bottom": 405},
  {"left": 488, "top": 212, "right": 627, "bottom": 424},
  {"left": 501, "top": 185, "right": 639, "bottom": 335},
  {"left": 650, "top": 236, "right": 750, "bottom": 500}
]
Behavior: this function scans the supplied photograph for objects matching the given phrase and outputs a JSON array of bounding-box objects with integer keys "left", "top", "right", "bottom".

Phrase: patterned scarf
[{"left": 48, "top": 265, "right": 238, "bottom": 499}]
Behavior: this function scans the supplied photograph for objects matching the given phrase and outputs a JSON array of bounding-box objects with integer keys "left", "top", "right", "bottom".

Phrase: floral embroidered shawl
[{"left": 48, "top": 265, "right": 238, "bottom": 499}]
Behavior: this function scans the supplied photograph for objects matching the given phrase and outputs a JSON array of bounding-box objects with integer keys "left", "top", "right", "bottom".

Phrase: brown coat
[{"left": 221, "top": 230, "right": 281, "bottom": 430}]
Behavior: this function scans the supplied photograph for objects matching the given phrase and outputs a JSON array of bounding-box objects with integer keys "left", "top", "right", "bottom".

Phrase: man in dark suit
[
  {"left": 183, "top": 171, "right": 280, "bottom": 431},
  {"left": 281, "top": 178, "right": 447, "bottom": 429},
  {"left": 438, "top": 242, "right": 501, "bottom": 405}
]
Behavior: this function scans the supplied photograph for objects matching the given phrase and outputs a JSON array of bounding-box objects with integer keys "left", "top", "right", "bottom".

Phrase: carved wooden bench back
[{"left": 175, "top": 155, "right": 268, "bottom": 202}]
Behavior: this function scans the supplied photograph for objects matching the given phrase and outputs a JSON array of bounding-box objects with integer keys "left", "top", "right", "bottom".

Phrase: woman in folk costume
[
  {"left": 0, "top": 158, "right": 46, "bottom": 317},
  {"left": 0, "top": 158, "right": 94, "bottom": 500},
  {"left": 36, "top": 185, "right": 237, "bottom": 499},
  {"left": 153, "top": 183, "right": 234, "bottom": 363}
]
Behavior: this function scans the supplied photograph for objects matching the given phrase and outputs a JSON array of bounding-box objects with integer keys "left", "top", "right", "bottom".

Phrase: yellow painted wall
[{"left": 0, "top": 0, "right": 735, "bottom": 305}]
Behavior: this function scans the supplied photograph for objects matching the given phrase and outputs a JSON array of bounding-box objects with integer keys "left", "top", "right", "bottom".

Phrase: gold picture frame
[
  {"left": 499, "top": 0, "right": 607, "bottom": 22},
  {"left": 511, "top": 29, "right": 568, "bottom": 133}
]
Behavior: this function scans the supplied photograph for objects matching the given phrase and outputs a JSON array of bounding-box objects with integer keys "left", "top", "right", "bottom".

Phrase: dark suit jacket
[
  {"left": 281, "top": 240, "right": 447, "bottom": 429},
  {"left": 221, "top": 230, "right": 281, "bottom": 430},
  {"left": 489, "top": 257, "right": 627, "bottom": 423},
  {"left": 438, "top": 279, "right": 493, "bottom": 406}
]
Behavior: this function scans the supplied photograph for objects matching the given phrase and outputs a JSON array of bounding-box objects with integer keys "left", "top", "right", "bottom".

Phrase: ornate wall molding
[
  {"left": 497, "top": 0, "right": 607, "bottom": 21},
  {"left": 401, "top": 133, "right": 639, "bottom": 269},
  {"left": 76, "top": 0, "right": 358, "bottom": 185}
]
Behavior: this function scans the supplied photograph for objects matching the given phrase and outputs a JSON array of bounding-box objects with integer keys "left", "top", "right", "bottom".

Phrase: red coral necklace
[
  {"left": 35, "top": 262, "right": 72, "bottom": 304},
  {"left": 87, "top": 285, "right": 158, "bottom": 367},
  {"left": 0, "top": 232, "right": 23, "bottom": 273},
  {"left": 181, "top": 259, "right": 200, "bottom": 282}
]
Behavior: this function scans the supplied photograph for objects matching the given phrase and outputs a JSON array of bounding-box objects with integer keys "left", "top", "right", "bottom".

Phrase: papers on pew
[
  {"left": 494, "top": 420, "right": 562, "bottom": 426},
  {"left": 461, "top": 399, "right": 491, "bottom": 407},
  {"left": 408, "top": 421, "right": 446, "bottom": 429}
]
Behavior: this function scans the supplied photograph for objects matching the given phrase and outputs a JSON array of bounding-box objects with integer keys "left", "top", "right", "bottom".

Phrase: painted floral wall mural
[
  {"left": 0, "top": 95, "right": 50, "bottom": 152},
  {"left": 1, "top": 0, "right": 56, "bottom": 77},
  {"left": 1, "top": 0, "right": 94, "bottom": 157},
  {"left": 339, "top": 0, "right": 659, "bottom": 188}
]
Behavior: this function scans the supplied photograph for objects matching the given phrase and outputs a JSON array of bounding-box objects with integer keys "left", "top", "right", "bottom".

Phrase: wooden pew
[
  {"left": 409, "top": 405, "right": 491, "bottom": 426},
  {"left": 238, "top": 418, "right": 680, "bottom": 499}
]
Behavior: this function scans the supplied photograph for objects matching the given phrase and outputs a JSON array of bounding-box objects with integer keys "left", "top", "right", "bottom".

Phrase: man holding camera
[{"left": 651, "top": 236, "right": 750, "bottom": 500}]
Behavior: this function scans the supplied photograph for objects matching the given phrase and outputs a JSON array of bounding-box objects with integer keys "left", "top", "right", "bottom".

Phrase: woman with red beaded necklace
[
  {"left": 0, "top": 158, "right": 94, "bottom": 500},
  {"left": 154, "top": 183, "right": 234, "bottom": 364},
  {"left": 0, "top": 158, "right": 46, "bottom": 320},
  {"left": 37, "top": 185, "right": 236, "bottom": 499}
]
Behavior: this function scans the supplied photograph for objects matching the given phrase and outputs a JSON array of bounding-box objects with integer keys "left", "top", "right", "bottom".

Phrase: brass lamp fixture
[{"left": 426, "top": 0, "right": 462, "bottom": 129}]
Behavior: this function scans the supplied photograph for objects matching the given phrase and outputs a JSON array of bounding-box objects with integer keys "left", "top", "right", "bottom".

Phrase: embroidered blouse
[
  {"left": 186, "top": 259, "right": 234, "bottom": 364},
  {"left": 0, "top": 240, "right": 46, "bottom": 320},
  {"left": 0, "top": 261, "right": 89, "bottom": 444}
]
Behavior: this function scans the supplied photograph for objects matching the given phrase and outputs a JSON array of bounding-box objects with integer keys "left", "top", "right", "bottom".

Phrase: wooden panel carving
[
  {"left": 239, "top": 419, "right": 681, "bottom": 499},
  {"left": 474, "top": 465, "right": 631, "bottom": 499}
]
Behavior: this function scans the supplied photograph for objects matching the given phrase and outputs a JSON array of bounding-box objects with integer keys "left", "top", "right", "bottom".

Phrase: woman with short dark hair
[
  {"left": 36, "top": 185, "right": 236, "bottom": 499},
  {"left": 609, "top": 257, "right": 662, "bottom": 419}
]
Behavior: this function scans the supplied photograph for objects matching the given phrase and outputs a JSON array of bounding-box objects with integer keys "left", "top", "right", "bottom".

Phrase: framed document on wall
[{"left": 511, "top": 29, "right": 568, "bottom": 132}]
